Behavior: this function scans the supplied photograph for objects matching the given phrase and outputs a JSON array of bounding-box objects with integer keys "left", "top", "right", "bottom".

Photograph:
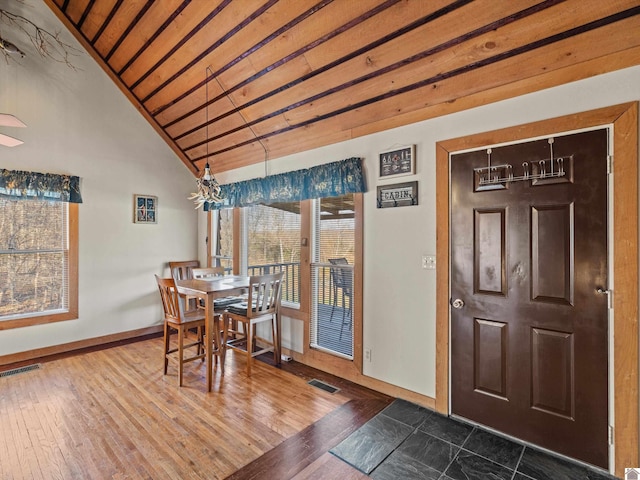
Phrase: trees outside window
[
  {"left": 212, "top": 208, "right": 233, "bottom": 272},
  {"left": 242, "top": 203, "right": 301, "bottom": 307},
  {"left": 0, "top": 198, "right": 78, "bottom": 329},
  {"left": 210, "top": 193, "right": 360, "bottom": 361}
]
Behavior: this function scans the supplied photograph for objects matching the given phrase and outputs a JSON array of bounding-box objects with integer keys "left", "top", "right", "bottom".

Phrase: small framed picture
[
  {"left": 379, "top": 145, "right": 415, "bottom": 179},
  {"left": 134, "top": 194, "right": 157, "bottom": 224},
  {"left": 377, "top": 181, "right": 418, "bottom": 208}
]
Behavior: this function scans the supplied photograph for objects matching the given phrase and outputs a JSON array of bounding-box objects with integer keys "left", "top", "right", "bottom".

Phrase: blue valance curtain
[
  {"left": 205, "top": 157, "right": 365, "bottom": 210},
  {"left": 0, "top": 168, "right": 83, "bottom": 203}
]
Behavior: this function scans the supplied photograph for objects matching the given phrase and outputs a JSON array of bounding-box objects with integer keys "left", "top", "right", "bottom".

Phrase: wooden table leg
[
  {"left": 221, "top": 314, "right": 228, "bottom": 370},
  {"left": 205, "top": 293, "right": 213, "bottom": 392},
  {"left": 213, "top": 315, "right": 224, "bottom": 375},
  {"left": 275, "top": 311, "right": 281, "bottom": 366}
]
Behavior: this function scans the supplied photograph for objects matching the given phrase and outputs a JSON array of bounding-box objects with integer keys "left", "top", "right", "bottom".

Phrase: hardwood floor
[{"left": 0, "top": 336, "right": 391, "bottom": 479}]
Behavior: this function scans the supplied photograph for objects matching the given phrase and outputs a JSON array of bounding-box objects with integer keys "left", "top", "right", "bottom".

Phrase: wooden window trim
[{"left": 0, "top": 202, "right": 79, "bottom": 331}]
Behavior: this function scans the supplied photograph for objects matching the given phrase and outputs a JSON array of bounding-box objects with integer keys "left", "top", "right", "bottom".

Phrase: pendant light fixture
[{"left": 189, "top": 67, "right": 224, "bottom": 209}]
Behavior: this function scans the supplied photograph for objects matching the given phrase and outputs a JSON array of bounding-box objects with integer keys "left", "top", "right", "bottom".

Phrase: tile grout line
[
  {"left": 422, "top": 418, "right": 528, "bottom": 479},
  {"left": 456, "top": 445, "right": 519, "bottom": 475},
  {"left": 511, "top": 445, "right": 528, "bottom": 480},
  {"left": 367, "top": 410, "right": 429, "bottom": 477},
  {"left": 376, "top": 408, "right": 459, "bottom": 479},
  {"left": 435, "top": 425, "right": 478, "bottom": 479}
]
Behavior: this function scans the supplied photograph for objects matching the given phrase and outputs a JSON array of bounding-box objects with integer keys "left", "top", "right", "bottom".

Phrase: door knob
[{"left": 451, "top": 298, "right": 465, "bottom": 309}]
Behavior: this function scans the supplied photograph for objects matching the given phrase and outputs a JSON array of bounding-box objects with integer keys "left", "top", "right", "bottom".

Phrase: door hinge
[
  {"left": 607, "top": 155, "right": 613, "bottom": 174},
  {"left": 608, "top": 425, "right": 614, "bottom": 445}
]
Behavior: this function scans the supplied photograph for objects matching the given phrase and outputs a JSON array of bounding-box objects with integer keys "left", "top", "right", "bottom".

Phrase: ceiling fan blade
[
  {"left": 0, "top": 132, "right": 24, "bottom": 147},
  {"left": 0, "top": 113, "right": 26, "bottom": 128}
]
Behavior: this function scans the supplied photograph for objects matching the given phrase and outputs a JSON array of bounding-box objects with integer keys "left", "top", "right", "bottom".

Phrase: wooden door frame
[{"left": 435, "top": 102, "right": 638, "bottom": 477}]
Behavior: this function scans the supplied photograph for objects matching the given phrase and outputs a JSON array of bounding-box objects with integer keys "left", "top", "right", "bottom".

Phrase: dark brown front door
[{"left": 450, "top": 129, "right": 609, "bottom": 468}]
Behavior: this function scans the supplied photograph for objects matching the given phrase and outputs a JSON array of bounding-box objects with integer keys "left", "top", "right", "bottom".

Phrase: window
[
  {"left": 211, "top": 208, "right": 234, "bottom": 273},
  {"left": 208, "top": 191, "right": 362, "bottom": 363},
  {"left": 241, "top": 202, "right": 301, "bottom": 307},
  {"left": 0, "top": 198, "right": 78, "bottom": 329},
  {"left": 311, "top": 194, "right": 355, "bottom": 358}
]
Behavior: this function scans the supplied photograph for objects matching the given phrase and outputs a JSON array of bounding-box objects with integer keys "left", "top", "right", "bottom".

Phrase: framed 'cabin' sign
[{"left": 377, "top": 181, "right": 418, "bottom": 208}]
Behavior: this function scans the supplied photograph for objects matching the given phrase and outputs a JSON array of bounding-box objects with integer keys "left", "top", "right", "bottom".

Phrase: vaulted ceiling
[{"left": 43, "top": 0, "right": 640, "bottom": 177}]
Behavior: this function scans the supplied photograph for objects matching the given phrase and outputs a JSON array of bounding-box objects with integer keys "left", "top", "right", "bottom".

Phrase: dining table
[{"left": 176, "top": 275, "right": 250, "bottom": 392}]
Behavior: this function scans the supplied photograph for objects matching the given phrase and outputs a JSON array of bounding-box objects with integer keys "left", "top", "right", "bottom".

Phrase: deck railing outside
[
  {"left": 214, "top": 260, "right": 349, "bottom": 308},
  {"left": 247, "top": 261, "right": 300, "bottom": 304},
  {"left": 246, "top": 261, "right": 353, "bottom": 357}
]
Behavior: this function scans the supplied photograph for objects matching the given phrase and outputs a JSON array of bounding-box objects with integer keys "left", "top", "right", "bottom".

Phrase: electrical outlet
[
  {"left": 422, "top": 255, "right": 436, "bottom": 269},
  {"left": 365, "top": 349, "right": 372, "bottom": 362}
]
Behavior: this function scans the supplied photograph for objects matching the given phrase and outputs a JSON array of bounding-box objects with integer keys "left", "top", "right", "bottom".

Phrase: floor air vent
[
  {"left": 0, "top": 364, "right": 41, "bottom": 378},
  {"left": 308, "top": 378, "right": 340, "bottom": 394}
]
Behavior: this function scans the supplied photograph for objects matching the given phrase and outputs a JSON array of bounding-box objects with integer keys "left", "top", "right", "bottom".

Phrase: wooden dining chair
[
  {"left": 169, "top": 260, "right": 200, "bottom": 279},
  {"left": 155, "top": 275, "right": 206, "bottom": 387},
  {"left": 223, "top": 272, "right": 284, "bottom": 376},
  {"left": 169, "top": 260, "right": 200, "bottom": 311},
  {"left": 328, "top": 257, "right": 353, "bottom": 340},
  {"left": 193, "top": 266, "right": 248, "bottom": 342},
  {"left": 192, "top": 266, "right": 230, "bottom": 314}
]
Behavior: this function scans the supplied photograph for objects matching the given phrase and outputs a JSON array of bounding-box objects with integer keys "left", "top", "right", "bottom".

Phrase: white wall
[
  {"left": 0, "top": 1, "right": 198, "bottom": 355},
  {"left": 215, "top": 65, "right": 640, "bottom": 398}
]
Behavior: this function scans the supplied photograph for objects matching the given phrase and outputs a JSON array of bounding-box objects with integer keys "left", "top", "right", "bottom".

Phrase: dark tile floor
[{"left": 330, "top": 399, "right": 618, "bottom": 480}]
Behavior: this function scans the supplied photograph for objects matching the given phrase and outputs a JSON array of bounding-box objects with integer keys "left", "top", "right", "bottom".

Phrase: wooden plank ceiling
[{"left": 43, "top": 0, "right": 640, "bottom": 177}]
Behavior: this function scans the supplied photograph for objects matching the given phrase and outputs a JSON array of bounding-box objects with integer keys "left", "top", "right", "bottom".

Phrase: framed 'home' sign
[{"left": 378, "top": 145, "right": 415, "bottom": 179}]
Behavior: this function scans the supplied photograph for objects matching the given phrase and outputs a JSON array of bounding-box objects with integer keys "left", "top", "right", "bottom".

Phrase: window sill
[{"left": 0, "top": 309, "right": 78, "bottom": 331}]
